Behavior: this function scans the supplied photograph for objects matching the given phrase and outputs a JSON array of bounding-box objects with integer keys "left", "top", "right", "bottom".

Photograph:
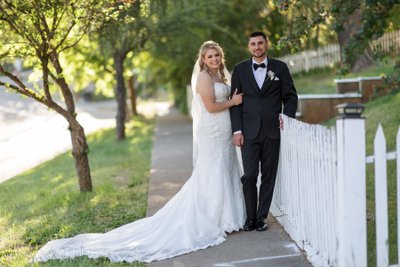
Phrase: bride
[{"left": 34, "top": 40, "right": 245, "bottom": 263}]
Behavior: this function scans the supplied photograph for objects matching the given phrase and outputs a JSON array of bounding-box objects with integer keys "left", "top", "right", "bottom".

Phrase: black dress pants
[{"left": 241, "top": 135, "right": 280, "bottom": 223}]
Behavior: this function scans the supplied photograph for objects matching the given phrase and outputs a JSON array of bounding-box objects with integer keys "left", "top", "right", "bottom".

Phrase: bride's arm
[{"left": 197, "top": 72, "right": 242, "bottom": 113}]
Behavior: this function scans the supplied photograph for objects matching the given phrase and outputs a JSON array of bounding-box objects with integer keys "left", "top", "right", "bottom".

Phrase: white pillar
[{"left": 336, "top": 114, "right": 367, "bottom": 267}]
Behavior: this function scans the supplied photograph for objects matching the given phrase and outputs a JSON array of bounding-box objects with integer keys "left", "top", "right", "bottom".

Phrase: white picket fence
[
  {"left": 278, "top": 44, "right": 340, "bottom": 74},
  {"left": 272, "top": 116, "right": 338, "bottom": 266},
  {"left": 272, "top": 115, "right": 400, "bottom": 266},
  {"left": 372, "top": 31, "right": 400, "bottom": 55},
  {"left": 368, "top": 125, "right": 400, "bottom": 267},
  {"left": 278, "top": 30, "right": 400, "bottom": 74}
]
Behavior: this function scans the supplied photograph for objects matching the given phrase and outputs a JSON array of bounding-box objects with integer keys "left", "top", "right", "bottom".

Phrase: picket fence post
[
  {"left": 374, "top": 125, "right": 389, "bottom": 266},
  {"left": 336, "top": 103, "right": 367, "bottom": 267},
  {"left": 397, "top": 127, "right": 400, "bottom": 266}
]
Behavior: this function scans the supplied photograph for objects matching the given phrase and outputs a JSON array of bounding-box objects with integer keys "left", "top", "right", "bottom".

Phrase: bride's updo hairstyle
[{"left": 197, "top": 40, "right": 228, "bottom": 84}]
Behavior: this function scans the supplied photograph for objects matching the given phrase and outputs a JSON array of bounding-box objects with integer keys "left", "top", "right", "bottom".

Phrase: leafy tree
[
  {"left": 0, "top": 0, "right": 102, "bottom": 192},
  {"left": 96, "top": 0, "right": 150, "bottom": 140},
  {"left": 275, "top": 0, "right": 335, "bottom": 54},
  {"left": 275, "top": 0, "right": 400, "bottom": 73},
  {"left": 333, "top": 0, "right": 399, "bottom": 73},
  {"left": 147, "top": 0, "right": 290, "bottom": 112},
  {"left": 145, "top": 0, "right": 214, "bottom": 112},
  {"left": 60, "top": 0, "right": 150, "bottom": 140}
]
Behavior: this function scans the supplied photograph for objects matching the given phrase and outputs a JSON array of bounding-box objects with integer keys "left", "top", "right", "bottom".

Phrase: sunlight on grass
[
  {"left": 293, "top": 56, "right": 398, "bottom": 95},
  {"left": 364, "top": 91, "right": 400, "bottom": 154},
  {"left": 364, "top": 91, "right": 400, "bottom": 266},
  {"left": 0, "top": 117, "right": 154, "bottom": 266},
  {"left": 293, "top": 68, "right": 337, "bottom": 94}
]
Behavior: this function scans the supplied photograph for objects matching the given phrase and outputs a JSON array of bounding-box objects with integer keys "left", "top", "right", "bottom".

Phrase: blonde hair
[{"left": 196, "top": 40, "right": 228, "bottom": 83}]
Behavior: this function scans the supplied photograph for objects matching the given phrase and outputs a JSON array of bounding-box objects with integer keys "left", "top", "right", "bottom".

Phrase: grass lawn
[
  {"left": 293, "top": 56, "right": 398, "bottom": 94},
  {"left": 363, "top": 91, "right": 400, "bottom": 266},
  {"left": 0, "top": 117, "right": 154, "bottom": 267},
  {"left": 322, "top": 90, "right": 400, "bottom": 266},
  {"left": 293, "top": 67, "right": 338, "bottom": 94}
]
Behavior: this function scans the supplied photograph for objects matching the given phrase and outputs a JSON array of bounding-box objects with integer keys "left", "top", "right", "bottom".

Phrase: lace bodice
[
  {"left": 213, "top": 82, "right": 230, "bottom": 103},
  {"left": 194, "top": 83, "right": 232, "bottom": 142}
]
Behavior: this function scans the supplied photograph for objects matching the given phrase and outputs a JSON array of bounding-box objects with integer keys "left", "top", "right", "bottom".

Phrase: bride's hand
[{"left": 231, "top": 89, "right": 243, "bottom": 105}]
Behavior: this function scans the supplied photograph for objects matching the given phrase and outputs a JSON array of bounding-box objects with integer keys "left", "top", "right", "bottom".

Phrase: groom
[{"left": 230, "top": 31, "right": 298, "bottom": 231}]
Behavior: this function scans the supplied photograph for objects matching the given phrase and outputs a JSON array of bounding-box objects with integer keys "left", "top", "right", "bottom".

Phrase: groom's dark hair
[{"left": 249, "top": 31, "right": 267, "bottom": 40}]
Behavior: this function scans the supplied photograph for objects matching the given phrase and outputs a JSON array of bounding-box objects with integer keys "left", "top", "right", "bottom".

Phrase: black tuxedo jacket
[{"left": 230, "top": 58, "right": 298, "bottom": 140}]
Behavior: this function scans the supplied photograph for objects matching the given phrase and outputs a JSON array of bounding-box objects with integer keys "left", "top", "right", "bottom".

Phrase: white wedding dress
[{"left": 33, "top": 82, "right": 246, "bottom": 263}]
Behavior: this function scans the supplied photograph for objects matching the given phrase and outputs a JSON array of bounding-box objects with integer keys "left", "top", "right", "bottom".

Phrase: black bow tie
[{"left": 253, "top": 63, "right": 266, "bottom": 70}]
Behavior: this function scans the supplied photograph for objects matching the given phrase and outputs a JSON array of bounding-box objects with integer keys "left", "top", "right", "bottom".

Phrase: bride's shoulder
[
  {"left": 197, "top": 70, "right": 214, "bottom": 84},
  {"left": 196, "top": 71, "right": 215, "bottom": 95},
  {"left": 198, "top": 70, "right": 212, "bottom": 80}
]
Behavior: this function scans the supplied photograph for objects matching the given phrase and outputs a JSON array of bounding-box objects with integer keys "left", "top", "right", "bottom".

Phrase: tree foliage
[
  {"left": 0, "top": 0, "right": 107, "bottom": 192},
  {"left": 95, "top": 0, "right": 150, "bottom": 140},
  {"left": 58, "top": 0, "right": 151, "bottom": 140},
  {"left": 146, "top": 0, "right": 291, "bottom": 112},
  {"left": 275, "top": 0, "right": 400, "bottom": 73}
]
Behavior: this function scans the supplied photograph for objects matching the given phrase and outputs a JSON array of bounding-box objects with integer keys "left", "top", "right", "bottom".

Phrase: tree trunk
[
  {"left": 68, "top": 116, "right": 93, "bottom": 192},
  {"left": 50, "top": 52, "right": 93, "bottom": 192},
  {"left": 337, "top": 8, "right": 375, "bottom": 73},
  {"left": 113, "top": 51, "right": 127, "bottom": 141},
  {"left": 127, "top": 75, "right": 138, "bottom": 116},
  {"left": 349, "top": 47, "right": 375, "bottom": 73}
]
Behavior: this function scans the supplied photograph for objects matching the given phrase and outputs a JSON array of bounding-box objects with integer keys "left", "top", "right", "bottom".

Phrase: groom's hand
[{"left": 232, "top": 133, "right": 244, "bottom": 147}]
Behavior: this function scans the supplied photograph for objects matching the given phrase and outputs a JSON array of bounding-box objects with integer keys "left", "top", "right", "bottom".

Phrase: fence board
[
  {"left": 273, "top": 114, "right": 399, "bottom": 267},
  {"left": 397, "top": 127, "right": 400, "bottom": 266},
  {"left": 272, "top": 116, "right": 337, "bottom": 266},
  {"left": 374, "top": 124, "right": 389, "bottom": 267}
]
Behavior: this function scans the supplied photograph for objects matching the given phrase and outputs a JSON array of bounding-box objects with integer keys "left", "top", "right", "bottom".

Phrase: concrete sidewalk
[{"left": 146, "top": 107, "right": 312, "bottom": 267}]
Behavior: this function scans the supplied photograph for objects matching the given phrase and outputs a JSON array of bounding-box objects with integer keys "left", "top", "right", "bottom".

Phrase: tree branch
[
  {"left": 40, "top": 58, "right": 53, "bottom": 102},
  {"left": 0, "top": 4, "right": 40, "bottom": 51},
  {"left": 49, "top": 51, "right": 76, "bottom": 114},
  {"left": 0, "top": 64, "right": 68, "bottom": 117},
  {"left": 30, "top": 3, "right": 49, "bottom": 56}
]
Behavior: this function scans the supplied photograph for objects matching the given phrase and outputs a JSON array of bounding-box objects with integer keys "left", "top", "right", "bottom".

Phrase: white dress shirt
[{"left": 252, "top": 58, "right": 268, "bottom": 89}]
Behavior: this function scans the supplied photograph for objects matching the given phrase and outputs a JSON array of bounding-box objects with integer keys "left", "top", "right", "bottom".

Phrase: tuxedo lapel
[
  {"left": 260, "top": 58, "right": 275, "bottom": 94},
  {"left": 244, "top": 59, "right": 261, "bottom": 94}
]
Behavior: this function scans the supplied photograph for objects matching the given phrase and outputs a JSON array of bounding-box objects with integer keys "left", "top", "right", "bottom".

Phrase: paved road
[
  {"left": 146, "top": 108, "right": 312, "bottom": 267},
  {"left": 0, "top": 74, "right": 170, "bottom": 184},
  {"left": 0, "top": 77, "right": 117, "bottom": 183}
]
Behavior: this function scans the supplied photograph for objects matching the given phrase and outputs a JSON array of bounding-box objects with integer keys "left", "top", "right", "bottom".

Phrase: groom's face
[{"left": 248, "top": 36, "right": 268, "bottom": 59}]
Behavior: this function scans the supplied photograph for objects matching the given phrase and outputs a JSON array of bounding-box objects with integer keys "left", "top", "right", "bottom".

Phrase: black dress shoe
[
  {"left": 256, "top": 221, "right": 268, "bottom": 232},
  {"left": 243, "top": 220, "right": 256, "bottom": 231}
]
